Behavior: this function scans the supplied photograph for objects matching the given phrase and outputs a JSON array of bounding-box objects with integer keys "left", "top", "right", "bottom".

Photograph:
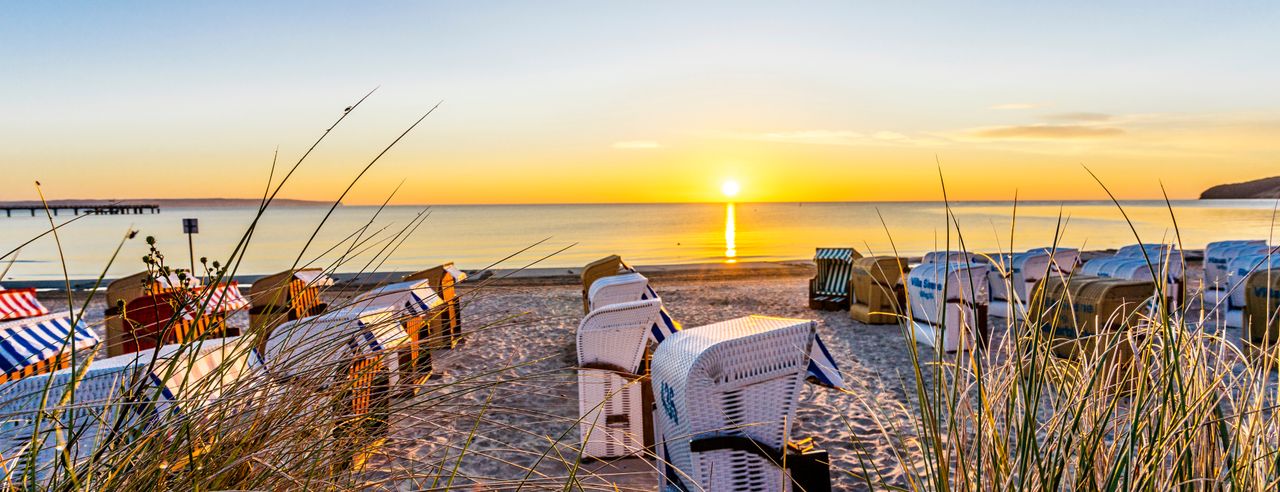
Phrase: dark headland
[{"left": 1200, "top": 176, "right": 1280, "bottom": 199}]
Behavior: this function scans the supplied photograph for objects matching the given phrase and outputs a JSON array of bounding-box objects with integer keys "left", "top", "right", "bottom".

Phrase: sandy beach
[{"left": 31, "top": 254, "right": 1228, "bottom": 491}]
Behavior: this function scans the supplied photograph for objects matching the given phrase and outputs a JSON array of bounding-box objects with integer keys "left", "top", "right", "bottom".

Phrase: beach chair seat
[
  {"left": 582, "top": 255, "right": 624, "bottom": 313},
  {"left": 652, "top": 315, "right": 832, "bottom": 492},
  {"left": 587, "top": 272, "right": 649, "bottom": 312},
  {"left": 849, "top": 256, "right": 909, "bottom": 324},
  {"left": 0, "top": 311, "right": 101, "bottom": 384},
  {"left": 0, "top": 337, "right": 261, "bottom": 483},
  {"left": 907, "top": 261, "right": 990, "bottom": 352},
  {"left": 403, "top": 262, "right": 467, "bottom": 348},
  {"left": 349, "top": 279, "right": 445, "bottom": 387},
  {"left": 576, "top": 298, "right": 663, "bottom": 459},
  {"left": 808, "top": 247, "right": 861, "bottom": 311},
  {"left": 248, "top": 269, "right": 333, "bottom": 347}
]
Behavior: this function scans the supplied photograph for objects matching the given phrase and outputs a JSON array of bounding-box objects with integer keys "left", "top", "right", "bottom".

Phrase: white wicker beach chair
[
  {"left": 1203, "top": 241, "right": 1269, "bottom": 305},
  {"left": 587, "top": 272, "right": 650, "bottom": 312},
  {"left": 576, "top": 298, "right": 663, "bottom": 459},
  {"left": 1223, "top": 253, "right": 1280, "bottom": 329},
  {"left": 989, "top": 248, "right": 1079, "bottom": 319},
  {"left": 0, "top": 337, "right": 260, "bottom": 483},
  {"left": 651, "top": 315, "right": 830, "bottom": 492},
  {"left": 907, "top": 261, "right": 990, "bottom": 352},
  {"left": 261, "top": 304, "right": 410, "bottom": 386},
  {"left": 1082, "top": 244, "right": 1185, "bottom": 307}
]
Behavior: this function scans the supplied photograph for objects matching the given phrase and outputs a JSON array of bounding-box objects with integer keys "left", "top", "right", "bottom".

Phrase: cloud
[
  {"left": 970, "top": 124, "right": 1125, "bottom": 140},
  {"left": 612, "top": 140, "right": 662, "bottom": 149},
  {"left": 1045, "top": 112, "right": 1113, "bottom": 122},
  {"left": 990, "top": 103, "right": 1042, "bottom": 110}
]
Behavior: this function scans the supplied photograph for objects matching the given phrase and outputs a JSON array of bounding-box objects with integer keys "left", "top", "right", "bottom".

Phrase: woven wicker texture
[
  {"left": 1244, "top": 268, "right": 1280, "bottom": 347},
  {"left": 576, "top": 298, "right": 662, "bottom": 459},
  {"left": 248, "top": 269, "right": 332, "bottom": 338},
  {"left": 651, "top": 315, "right": 815, "bottom": 492},
  {"left": 0, "top": 337, "right": 257, "bottom": 481},
  {"left": 849, "top": 256, "right": 908, "bottom": 324},
  {"left": 581, "top": 255, "right": 624, "bottom": 313},
  {"left": 587, "top": 273, "right": 649, "bottom": 312},
  {"left": 906, "top": 261, "right": 989, "bottom": 352},
  {"left": 1034, "top": 276, "right": 1154, "bottom": 358},
  {"left": 403, "top": 262, "right": 465, "bottom": 348}
]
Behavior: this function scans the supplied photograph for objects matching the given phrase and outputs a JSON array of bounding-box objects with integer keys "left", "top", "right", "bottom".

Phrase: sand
[{"left": 28, "top": 257, "right": 1231, "bottom": 490}]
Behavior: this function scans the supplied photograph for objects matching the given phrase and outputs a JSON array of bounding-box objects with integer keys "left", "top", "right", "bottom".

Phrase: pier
[{"left": 1, "top": 203, "right": 161, "bottom": 217}]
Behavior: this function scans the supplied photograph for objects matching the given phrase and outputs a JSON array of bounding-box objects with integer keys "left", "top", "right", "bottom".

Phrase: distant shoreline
[{"left": 0, "top": 198, "right": 334, "bottom": 208}]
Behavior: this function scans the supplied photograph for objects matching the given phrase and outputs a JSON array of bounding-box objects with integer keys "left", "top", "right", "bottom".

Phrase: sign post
[{"left": 182, "top": 218, "right": 199, "bottom": 277}]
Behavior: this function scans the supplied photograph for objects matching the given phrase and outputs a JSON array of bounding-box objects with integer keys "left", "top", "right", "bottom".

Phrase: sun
[{"left": 721, "top": 180, "right": 741, "bottom": 198}]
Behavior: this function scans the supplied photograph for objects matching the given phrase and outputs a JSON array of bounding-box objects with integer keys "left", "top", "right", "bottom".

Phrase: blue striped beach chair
[
  {"left": 809, "top": 247, "right": 862, "bottom": 311},
  {"left": 0, "top": 288, "right": 101, "bottom": 384}
]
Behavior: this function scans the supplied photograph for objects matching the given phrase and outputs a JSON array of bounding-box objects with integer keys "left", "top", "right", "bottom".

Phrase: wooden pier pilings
[{"left": 1, "top": 203, "right": 161, "bottom": 217}]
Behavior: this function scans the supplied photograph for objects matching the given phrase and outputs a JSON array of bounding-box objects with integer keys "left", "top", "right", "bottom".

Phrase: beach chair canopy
[
  {"left": 261, "top": 305, "right": 409, "bottom": 383},
  {"left": 1227, "top": 253, "right": 1280, "bottom": 308},
  {"left": 0, "top": 337, "right": 261, "bottom": 481},
  {"left": 587, "top": 272, "right": 649, "bottom": 312},
  {"left": 1204, "top": 241, "right": 1270, "bottom": 287},
  {"left": 652, "top": 315, "right": 821, "bottom": 491},
  {"left": 0, "top": 288, "right": 49, "bottom": 321},
  {"left": 812, "top": 247, "right": 860, "bottom": 297},
  {"left": 0, "top": 311, "right": 100, "bottom": 382},
  {"left": 349, "top": 279, "right": 442, "bottom": 316},
  {"left": 922, "top": 250, "right": 985, "bottom": 265}
]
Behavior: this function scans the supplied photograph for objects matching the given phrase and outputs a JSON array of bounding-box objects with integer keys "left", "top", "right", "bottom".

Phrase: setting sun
[{"left": 721, "top": 180, "right": 741, "bottom": 198}]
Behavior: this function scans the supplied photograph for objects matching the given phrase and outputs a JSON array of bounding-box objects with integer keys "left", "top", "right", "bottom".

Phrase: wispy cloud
[
  {"left": 1045, "top": 112, "right": 1112, "bottom": 122},
  {"left": 612, "top": 140, "right": 662, "bottom": 149},
  {"left": 970, "top": 124, "right": 1125, "bottom": 140},
  {"left": 990, "top": 103, "right": 1043, "bottom": 110}
]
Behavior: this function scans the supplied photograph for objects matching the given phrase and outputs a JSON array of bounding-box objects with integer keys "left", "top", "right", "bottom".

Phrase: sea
[{"left": 2, "top": 200, "right": 1278, "bottom": 282}]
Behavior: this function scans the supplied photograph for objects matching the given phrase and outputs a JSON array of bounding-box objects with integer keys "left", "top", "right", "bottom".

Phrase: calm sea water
[{"left": 2, "top": 200, "right": 1278, "bottom": 281}]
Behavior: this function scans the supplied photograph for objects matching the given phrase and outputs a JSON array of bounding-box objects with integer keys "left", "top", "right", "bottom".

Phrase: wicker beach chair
[
  {"left": 849, "top": 256, "right": 909, "bottom": 324},
  {"left": 906, "top": 261, "right": 990, "bottom": 352},
  {"left": 104, "top": 272, "right": 200, "bottom": 357},
  {"left": 1243, "top": 268, "right": 1280, "bottom": 350},
  {"left": 989, "top": 248, "right": 1080, "bottom": 319},
  {"left": 809, "top": 247, "right": 862, "bottom": 311},
  {"left": 576, "top": 298, "right": 663, "bottom": 459},
  {"left": 261, "top": 304, "right": 411, "bottom": 436},
  {"left": 922, "top": 250, "right": 986, "bottom": 265},
  {"left": 1033, "top": 276, "right": 1154, "bottom": 391},
  {"left": 403, "top": 262, "right": 467, "bottom": 348},
  {"left": 116, "top": 281, "right": 248, "bottom": 356},
  {"left": 1220, "top": 253, "right": 1280, "bottom": 329},
  {"left": 248, "top": 268, "right": 333, "bottom": 344},
  {"left": 1080, "top": 244, "right": 1185, "bottom": 308},
  {"left": 587, "top": 272, "right": 649, "bottom": 312},
  {"left": 0, "top": 337, "right": 261, "bottom": 483},
  {"left": 1203, "top": 241, "right": 1271, "bottom": 306},
  {"left": 0, "top": 296, "right": 101, "bottom": 384},
  {"left": 582, "top": 255, "right": 624, "bottom": 313},
  {"left": 652, "top": 315, "right": 832, "bottom": 492},
  {"left": 349, "top": 279, "right": 443, "bottom": 386}
]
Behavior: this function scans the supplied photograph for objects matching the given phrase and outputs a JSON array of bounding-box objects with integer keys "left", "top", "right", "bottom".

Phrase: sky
[{"left": 2, "top": 1, "right": 1279, "bottom": 205}]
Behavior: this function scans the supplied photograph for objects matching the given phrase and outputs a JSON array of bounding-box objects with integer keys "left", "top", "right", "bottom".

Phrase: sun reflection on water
[{"left": 725, "top": 202, "right": 736, "bottom": 263}]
